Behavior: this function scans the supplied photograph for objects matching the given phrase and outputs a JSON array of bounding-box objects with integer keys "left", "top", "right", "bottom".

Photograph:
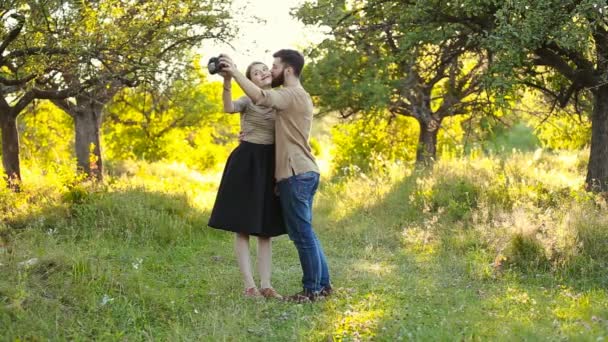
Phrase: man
[{"left": 219, "top": 50, "right": 331, "bottom": 302}]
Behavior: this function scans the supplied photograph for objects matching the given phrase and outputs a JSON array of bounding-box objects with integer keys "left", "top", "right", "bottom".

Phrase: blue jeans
[{"left": 278, "top": 171, "right": 330, "bottom": 293}]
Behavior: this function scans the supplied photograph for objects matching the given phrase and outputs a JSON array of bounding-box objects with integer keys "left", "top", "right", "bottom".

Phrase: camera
[{"left": 207, "top": 56, "right": 225, "bottom": 74}]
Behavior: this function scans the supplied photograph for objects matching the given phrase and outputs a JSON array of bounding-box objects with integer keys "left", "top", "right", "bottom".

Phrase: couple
[{"left": 208, "top": 49, "right": 331, "bottom": 303}]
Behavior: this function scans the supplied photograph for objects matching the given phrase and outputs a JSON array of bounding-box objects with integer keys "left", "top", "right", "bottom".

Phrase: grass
[{"left": 1, "top": 151, "right": 607, "bottom": 341}]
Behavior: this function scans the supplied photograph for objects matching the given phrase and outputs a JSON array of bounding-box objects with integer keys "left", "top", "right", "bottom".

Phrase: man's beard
[{"left": 271, "top": 71, "right": 285, "bottom": 88}]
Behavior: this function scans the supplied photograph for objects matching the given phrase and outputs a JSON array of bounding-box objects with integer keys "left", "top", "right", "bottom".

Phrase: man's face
[{"left": 271, "top": 57, "right": 285, "bottom": 88}]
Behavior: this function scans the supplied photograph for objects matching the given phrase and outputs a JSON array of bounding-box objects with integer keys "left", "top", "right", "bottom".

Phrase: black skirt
[{"left": 208, "top": 141, "right": 286, "bottom": 237}]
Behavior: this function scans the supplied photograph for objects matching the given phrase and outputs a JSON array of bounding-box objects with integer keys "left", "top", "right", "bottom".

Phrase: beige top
[
  {"left": 231, "top": 96, "right": 276, "bottom": 145},
  {"left": 256, "top": 86, "right": 319, "bottom": 181}
]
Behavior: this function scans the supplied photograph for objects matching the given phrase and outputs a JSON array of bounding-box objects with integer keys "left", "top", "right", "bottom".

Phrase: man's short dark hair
[{"left": 273, "top": 49, "right": 304, "bottom": 77}]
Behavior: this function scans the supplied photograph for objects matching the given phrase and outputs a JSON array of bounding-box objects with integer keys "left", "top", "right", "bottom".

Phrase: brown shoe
[
  {"left": 260, "top": 287, "right": 283, "bottom": 300},
  {"left": 284, "top": 290, "right": 321, "bottom": 303},
  {"left": 320, "top": 285, "right": 333, "bottom": 297},
  {"left": 243, "top": 287, "right": 261, "bottom": 298}
]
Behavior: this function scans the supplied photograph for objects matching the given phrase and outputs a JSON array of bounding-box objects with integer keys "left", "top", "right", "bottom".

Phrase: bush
[
  {"left": 310, "top": 137, "right": 322, "bottom": 157},
  {"left": 504, "top": 232, "right": 549, "bottom": 271},
  {"left": 19, "top": 101, "right": 75, "bottom": 167},
  {"left": 62, "top": 184, "right": 91, "bottom": 205},
  {"left": 557, "top": 202, "right": 608, "bottom": 275},
  {"left": 483, "top": 122, "right": 541, "bottom": 153},
  {"left": 575, "top": 213, "right": 608, "bottom": 259},
  {"left": 331, "top": 114, "right": 417, "bottom": 173},
  {"left": 432, "top": 178, "right": 480, "bottom": 221},
  {"left": 102, "top": 75, "right": 240, "bottom": 172},
  {"left": 67, "top": 189, "right": 195, "bottom": 246},
  {"left": 412, "top": 174, "right": 480, "bottom": 222}
]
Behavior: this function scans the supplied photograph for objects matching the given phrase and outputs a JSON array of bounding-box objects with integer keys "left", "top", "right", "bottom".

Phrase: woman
[{"left": 208, "top": 61, "right": 285, "bottom": 299}]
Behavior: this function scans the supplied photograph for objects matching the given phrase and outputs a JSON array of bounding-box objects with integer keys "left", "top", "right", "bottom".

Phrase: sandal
[
  {"left": 259, "top": 287, "right": 283, "bottom": 300},
  {"left": 243, "top": 287, "right": 261, "bottom": 298}
]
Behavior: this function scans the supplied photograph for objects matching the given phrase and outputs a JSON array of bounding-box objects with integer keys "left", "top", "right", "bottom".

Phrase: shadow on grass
[
  {"left": 4, "top": 187, "right": 220, "bottom": 243},
  {"left": 0, "top": 186, "right": 245, "bottom": 340},
  {"left": 1, "top": 171, "right": 607, "bottom": 341},
  {"left": 310, "top": 171, "right": 608, "bottom": 341}
]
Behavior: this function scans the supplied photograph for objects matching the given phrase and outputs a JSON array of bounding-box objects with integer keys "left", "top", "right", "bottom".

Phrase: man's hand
[{"left": 218, "top": 54, "right": 237, "bottom": 76}]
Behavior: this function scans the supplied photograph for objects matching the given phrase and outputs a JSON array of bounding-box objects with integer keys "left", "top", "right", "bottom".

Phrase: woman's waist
[
  {"left": 239, "top": 128, "right": 275, "bottom": 145},
  {"left": 240, "top": 136, "right": 275, "bottom": 145}
]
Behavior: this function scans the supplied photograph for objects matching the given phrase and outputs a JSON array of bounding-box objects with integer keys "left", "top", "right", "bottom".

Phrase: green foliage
[
  {"left": 513, "top": 90, "right": 593, "bottom": 150},
  {"left": 296, "top": 0, "right": 605, "bottom": 188},
  {"left": 483, "top": 122, "right": 541, "bottom": 153},
  {"left": 1, "top": 0, "right": 238, "bottom": 184},
  {"left": 402, "top": 149, "right": 606, "bottom": 278},
  {"left": 62, "top": 184, "right": 92, "bottom": 205},
  {"left": 309, "top": 137, "right": 321, "bottom": 157},
  {"left": 433, "top": 178, "right": 480, "bottom": 221},
  {"left": 488, "top": 0, "right": 599, "bottom": 84},
  {"left": 504, "top": 233, "right": 549, "bottom": 271},
  {"left": 66, "top": 189, "right": 195, "bottom": 246},
  {"left": 330, "top": 114, "right": 417, "bottom": 173},
  {"left": 18, "top": 101, "right": 74, "bottom": 166},
  {"left": 6, "top": 69, "right": 239, "bottom": 175},
  {"left": 302, "top": 40, "right": 393, "bottom": 114},
  {"left": 574, "top": 213, "right": 608, "bottom": 261},
  {"left": 331, "top": 113, "right": 476, "bottom": 174},
  {"left": 0, "top": 2, "right": 76, "bottom": 90},
  {"left": 559, "top": 203, "right": 608, "bottom": 273},
  {"left": 534, "top": 114, "right": 591, "bottom": 150},
  {"left": 1, "top": 153, "right": 607, "bottom": 340},
  {"left": 298, "top": 0, "right": 484, "bottom": 117},
  {"left": 1, "top": 0, "right": 235, "bottom": 97},
  {"left": 103, "top": 65, "right": 239, "bottom": 170},
  {"left": 413, "top": 173, "right": 480, "bottom": 221},
  {"left": 296, "top": 0, "right": 496, "bottom": 167}
]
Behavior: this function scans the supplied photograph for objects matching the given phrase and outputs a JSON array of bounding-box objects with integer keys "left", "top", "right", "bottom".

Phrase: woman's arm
[{"left": 222, "top": 76, "right": 236, "bottom": 113}]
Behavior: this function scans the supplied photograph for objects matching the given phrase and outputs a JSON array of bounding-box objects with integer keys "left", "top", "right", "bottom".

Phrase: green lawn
[{"left": 1, "top": 155, "right": 607, "bottom": 341}]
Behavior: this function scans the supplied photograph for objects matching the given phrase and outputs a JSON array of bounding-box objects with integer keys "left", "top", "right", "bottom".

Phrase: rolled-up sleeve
[
  {"left": 255, "top": 88, "right": 292, "bottom": 111},
  {"left": 231, "top": 96, "right": 251, "bottom": 113}
]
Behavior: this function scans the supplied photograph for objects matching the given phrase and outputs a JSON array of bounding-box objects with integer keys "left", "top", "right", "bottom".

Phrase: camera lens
[{"left": 208, "top": 57, "right": 220, "bottom": 74}]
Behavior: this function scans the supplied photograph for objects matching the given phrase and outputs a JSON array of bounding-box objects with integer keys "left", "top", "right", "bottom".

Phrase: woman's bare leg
[
  {"left": 257, "top": 237, "right": 272, "bottom": 289},
  {"left": 235, "top": 233, "right": 256, "bottom": 289}
]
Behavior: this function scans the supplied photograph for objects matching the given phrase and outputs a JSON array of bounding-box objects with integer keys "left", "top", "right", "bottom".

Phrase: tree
[
  {"left": 484, "top": 0, "right": 608, "bottom": 191},
  {"left": 1, "top": 0, "right": 235, "bottom": 185},
  {"left": 46, "top": 0, "right": 234, "bottom": 180},
  {"left": 0, "top": 5, "right": 83, "bottom": 189},
  {"left": 296, "top": 0, "right": 491, "bottom": 165},
  {"left": 299, "top": 0, "right": 608, "bottom": 191}
]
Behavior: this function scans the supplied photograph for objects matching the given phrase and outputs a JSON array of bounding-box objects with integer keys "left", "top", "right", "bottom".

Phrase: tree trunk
[
  {"left": 74, "top": 101, "right": 104, "bottom": 181},
  {"left": 0, "top": 113, "right": 21, "bottom": 190},
  {"left": 585, "top": 84, "right": 608, "bottom": 192},
  {"left": 416, "top": 119, "right": 439, "bottom": 166}
]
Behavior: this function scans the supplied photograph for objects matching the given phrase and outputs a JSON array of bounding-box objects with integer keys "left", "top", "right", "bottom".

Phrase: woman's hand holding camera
[
  {"left": 207, "top": 54, "right": 237, "bottom": 79},
  {"left": 218, "top": 55, "right": 237, "bottom": 76}
]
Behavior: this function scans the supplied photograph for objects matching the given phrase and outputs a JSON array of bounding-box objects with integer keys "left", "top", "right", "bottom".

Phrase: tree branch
[
  {"left": 0, "top": 74, "right": 36, "bottom": 86},
  {"left": 533, "top": 47, "right": 597, "bottom": 88},
  {"left": 0, "top": 13, "right": 25, "bottom": 58},
  {"left": 50, "top": 99, "right": 77, "bottom": 117},
  {"left": 5, "top": 47, "right": 71, "bottom": 59}
]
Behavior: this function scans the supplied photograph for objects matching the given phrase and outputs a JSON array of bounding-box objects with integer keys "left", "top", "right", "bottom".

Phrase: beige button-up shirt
[{"left": 256, "top": 86, "right": 320, "bottom": 181}]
